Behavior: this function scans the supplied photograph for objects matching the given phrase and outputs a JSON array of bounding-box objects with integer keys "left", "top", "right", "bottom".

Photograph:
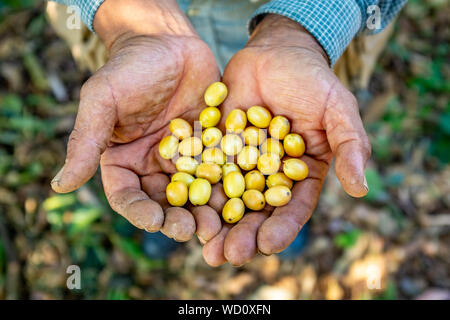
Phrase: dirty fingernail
[
  {"left": 363, "top": 175, "right": 369, "bottom": 192},
  {"left": 51, "top": 165, "right": 65, "bottom": 185},
  {"left": 198, "top": 235, "right": 207, "bottom": 245}
]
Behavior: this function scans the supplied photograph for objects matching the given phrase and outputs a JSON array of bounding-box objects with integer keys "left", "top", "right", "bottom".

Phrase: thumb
[
  {"left": 51, "top": 80, "right": 117, "bottom": 193},
  {"left": 323, "top": 86, "right": 371, "bottom": 198}
]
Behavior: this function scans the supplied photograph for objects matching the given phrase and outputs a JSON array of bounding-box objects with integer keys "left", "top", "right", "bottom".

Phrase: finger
[
  {"left": 141, "top": 173, "right": 170, "bottom": 209},
  {"left": 51, "top": 79, "right": 116, "bottom": 193},
  {"left": 208, "top": 183, "right": 228, "bottom": 213},
  {"left": 190, "top": 206, "right": 222, "bottom": 243},
  {"left": 161, "top": 207, "right": 196, "bottom": 242},
  {"left": 224, "top": 210, "right": 271, "bottom": 266},
  {"left": 323, "top": 85, "right": 371, "bottom": 197},
  {"left": 102, "top": 164, "right": 164, "bottom": 232},
  {"left": 257, "top": 156, "right": 328, "bottom": 255},
  {"left": 202, "top": 224, "right": 232, "bottom": 267}
]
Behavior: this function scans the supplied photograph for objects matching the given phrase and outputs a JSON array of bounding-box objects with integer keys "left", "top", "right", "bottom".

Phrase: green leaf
[
  {"left": 0, "top": 0, "right": 35, "bottom": 13},
  {"left": 23, "top": 51, "right": 49, "bottom": 91},
  {"left": 0, "top": 94, "right": 23, "bottom": 116},
  {"left": 334, "top": 229, "right": 361, "bottom": 249},
  {"left": 26, "top": 14, "right": 46, "bottom": 37},
  {"left": 68, "top": 207, "right": 102, "bottom": 234},
  {"left": 46, "top": 211, "right": 64, "bottom": 229},
  {"left": 107, "top": 288, "right": 130, "bottom": 300},
  {"left": 375, "top": 280, "right": 398, "bottom": 300},
  {"left": 439, "top": 113, "right": 450, "bottom": 135},
  {"left": 43, "top": 194, "right": 77, "bottom": 212},
  {"left": 364, "top": 168, "right": 385, "bottom": 202}
]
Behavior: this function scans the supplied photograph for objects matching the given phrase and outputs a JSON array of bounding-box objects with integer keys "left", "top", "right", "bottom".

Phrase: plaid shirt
[{"left": 51, "top": 0, "right": 406, "bottom": 66}]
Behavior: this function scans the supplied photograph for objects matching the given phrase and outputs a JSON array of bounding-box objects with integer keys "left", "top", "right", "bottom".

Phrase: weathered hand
[
  {"left": 202, "top": 15, "right": 371, "bottom": 266},
  {"left": 51, "top": 0, "right": 222, "bottom": 242}
]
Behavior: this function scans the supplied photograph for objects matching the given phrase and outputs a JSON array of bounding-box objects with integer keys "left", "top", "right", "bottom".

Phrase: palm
[
  {"left": 101, "top": 35, "right": 218, "bottom": 144},
  {"left": 53, "top": 35, "right": 221, "bottom": 238},
  {"left": 202, "top": 44, "right": 370, "bottom": 266},
  {"left": 100, "top": 35, "right": 221, "bottom": 236},
  {"left": 222, "top": 45, "right": 336, "bottom": 162}
]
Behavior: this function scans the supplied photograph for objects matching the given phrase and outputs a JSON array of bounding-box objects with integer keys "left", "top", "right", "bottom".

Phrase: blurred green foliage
[
  {"left": 0, "top": 0, "right": 36, "bottom": 16},
  {"left": 334, "top": 229, "right": 362, "bottom": 249},
  {"left": 375, "top": 281, "right": 398, "bottom": 300}
]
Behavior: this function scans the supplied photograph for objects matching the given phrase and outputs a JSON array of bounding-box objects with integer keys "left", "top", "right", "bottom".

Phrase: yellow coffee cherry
[
  {"left": 171, "top": 172, "right": 195, "bottom": 187},
  {"left": 283, "top": 158, "right": 309, "bottom": 181},
  {"left": 242, "top": 126, "right": 266, "bottom": 146},
  {"left": 269, "top": 116, "right": 290, "bottom": 140},
  {"left": 260, "top": 138, "right": 285, "bottom": 158},
  {"left": 242, "top": 190, "right": 265, "bottom": 211},
  {"left": 257, "top": 153, "right": 281, "bottom": 175},
  {"left": 247, "top": 106, "right": 272, "bottom": 128},
  {"left": 199, "top": 107, "right": 221, "bottom": 128},
  {"left": 166, "top": 181, "right": 188, "bottom": 207},
  {"left": 225, "top": 109, "right": 247, "bottom": 133},
  {"left": 169, "top": 118, "right": 192, "bottom": 140},
  {"left": 222, "top": 163, "right": 241, "bottom": 177},
  {"left": 178, "top": 136, "right": 203, "bottom": 156},
  {"left": 222, "top": 198, "right": 245, "bottom": 224},
  {"left": 265, "top": 185, "right": 292, "bottom": 207},
  {"left": 244, "top": 170, "right": 265, "bottom": 192},
  {"left": 237, "top": 146, "right": 260, "bottom": 171},
  {"left": 266, "top": 172, "right": 293, "bottom": 189},
  {"left": 204, "top": 82, "right": 228, "bottom": 107},
  {"left": 195, "top": 163, "right": 222, "bottom": 184},
  {"left": 175, "top": 156, "right": 199, "bottom": 175},
  {"left": 202, "top": 147, "right": 226, "bottom": 165},
  {"left": 202, "top": 127, "right": 222, "bottom": 147},
  {"left": 189, "top": 178, "right": 212, "bottom": 206},
  {"left": 283, "top": 133, "right": 306, "bottom": 157},
  {"left": 221, "top": 134, "right": 243, "bottom": 156},
  {"left": 223, "top": 171, "right": 245, "bottom": 198},
  {"left": 158, "top": 135, "right": 179, "bottom": 160}
]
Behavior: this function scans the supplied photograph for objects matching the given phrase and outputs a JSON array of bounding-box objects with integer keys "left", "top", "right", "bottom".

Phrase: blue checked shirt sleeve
[
  {"left": 250, "top": 0, "right": 407, "bottom": 66},
  {"left": 50, "top": 0, "right": 105, "bottom": 32}
]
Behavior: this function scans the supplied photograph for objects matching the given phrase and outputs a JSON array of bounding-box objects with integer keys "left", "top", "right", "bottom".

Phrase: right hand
[{"left": 51, "top": 0, "right": 223, "bottom": 242}]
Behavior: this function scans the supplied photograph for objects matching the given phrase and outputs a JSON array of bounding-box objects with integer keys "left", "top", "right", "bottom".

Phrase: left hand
[
  {"left": 202, "top": 14, "right": 371, "bottom": 266},
  {"left": 51, "top": 0, "right": 223, "bottom": 242}
]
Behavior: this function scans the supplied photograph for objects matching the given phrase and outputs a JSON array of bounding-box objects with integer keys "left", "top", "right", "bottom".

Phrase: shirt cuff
[{"left": 249, "top": 0, "right": 362, "bottom": 66}]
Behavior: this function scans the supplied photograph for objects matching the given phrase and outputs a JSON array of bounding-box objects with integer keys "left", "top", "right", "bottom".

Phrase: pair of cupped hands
[{"left": 51, "top": 0, "right": 371, "bottom": 266}]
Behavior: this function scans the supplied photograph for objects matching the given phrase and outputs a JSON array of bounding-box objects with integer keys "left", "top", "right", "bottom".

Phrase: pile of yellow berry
[{"left": 159, "top": 82, "right": 308, "bottom": 224}]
